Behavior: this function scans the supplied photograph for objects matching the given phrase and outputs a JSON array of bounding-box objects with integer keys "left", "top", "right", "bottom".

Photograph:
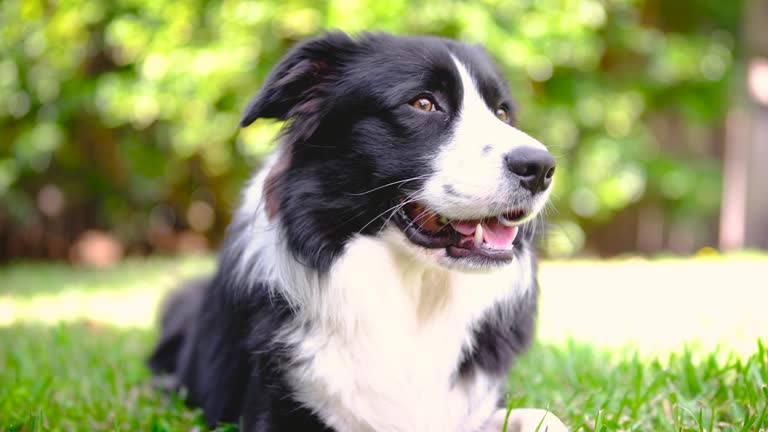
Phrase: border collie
[{"left": 149, "top": 32, "right": 567, "bottom": 432}]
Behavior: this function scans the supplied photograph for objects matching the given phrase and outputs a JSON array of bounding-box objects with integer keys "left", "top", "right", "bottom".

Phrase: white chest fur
[{"left": 277, "top": 234, "right": 533, "bottom": 432}]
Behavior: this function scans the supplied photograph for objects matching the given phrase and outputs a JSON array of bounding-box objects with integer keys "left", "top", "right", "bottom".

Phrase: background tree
[{"left": 0, "top": 0, "right": 752, "bottom": 261}]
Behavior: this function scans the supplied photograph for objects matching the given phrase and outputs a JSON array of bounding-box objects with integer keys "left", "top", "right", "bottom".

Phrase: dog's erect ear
[{"left": 239, "top": 32, "right": 357, "bottom": 131}]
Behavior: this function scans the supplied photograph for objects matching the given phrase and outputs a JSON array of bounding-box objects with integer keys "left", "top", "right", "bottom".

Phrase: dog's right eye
[
  {"left": 411, "top": 97, "right": 436, "bottom": 112},
  {"left": 495, "top": 106, "right": 510, "bottom": 123}
]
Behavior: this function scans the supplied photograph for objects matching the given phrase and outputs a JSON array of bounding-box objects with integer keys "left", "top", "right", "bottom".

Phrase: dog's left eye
[
  {"left": 495, "top": 106, "right": 510, "bottom": 123},
  {"left": 412, "top": 97, "right": 436, "bottom": 112}
]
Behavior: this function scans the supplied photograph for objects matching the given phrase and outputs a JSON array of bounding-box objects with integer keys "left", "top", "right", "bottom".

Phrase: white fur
[
  {"left": 422, "top": 56, "right": 551, "bottom": 221},
  {"left": 281, "top": 233, "right": 534, "bottom": 432}
]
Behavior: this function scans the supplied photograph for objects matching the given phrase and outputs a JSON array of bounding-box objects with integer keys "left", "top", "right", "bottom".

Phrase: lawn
[{"left": 1, "top": 254, "right": 766, "bottom": 431}]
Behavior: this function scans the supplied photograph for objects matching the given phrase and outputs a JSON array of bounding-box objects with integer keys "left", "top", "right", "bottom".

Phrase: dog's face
[{"left": 240, "top": 33, "right": 554, "bottom": 272}]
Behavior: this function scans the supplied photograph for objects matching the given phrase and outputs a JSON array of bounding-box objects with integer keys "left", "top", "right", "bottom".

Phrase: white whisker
[
  {"left": 375, "top": 190, "right": 424, "bottom": 236},
  {"left": 358, "top": 189, "right": 423, "bottom": 234},
  {"left": 344, "top": 176, "right": 429, "bottom": 196}
]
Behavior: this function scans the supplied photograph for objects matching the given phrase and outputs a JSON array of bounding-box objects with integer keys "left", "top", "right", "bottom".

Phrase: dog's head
[{"left": 240, "top": 32, "right": 555, "bottom": 272}]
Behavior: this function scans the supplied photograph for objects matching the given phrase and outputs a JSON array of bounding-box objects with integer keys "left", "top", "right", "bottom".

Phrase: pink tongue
[
  {"left": 482, "top": 219, "right": 519, "bottom": 249},
  {"left": 449, "top": 218, "right": 519, "bottom": 249}
]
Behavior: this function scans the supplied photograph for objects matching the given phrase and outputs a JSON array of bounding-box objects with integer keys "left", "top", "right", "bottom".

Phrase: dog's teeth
[
  {"left": 474, "top": 224, "right": 483, "bottom": 247},
  {"left": 438, "top": 216, "right": 448, "bottom": 225}
]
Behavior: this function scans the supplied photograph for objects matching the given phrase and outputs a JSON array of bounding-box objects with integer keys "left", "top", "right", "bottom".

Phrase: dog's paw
[{"left": 484, "top": 408, "right": 568, "bottom": 432}]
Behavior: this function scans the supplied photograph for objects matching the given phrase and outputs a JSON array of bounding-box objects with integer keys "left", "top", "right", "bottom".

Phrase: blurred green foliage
[{"left": 0, "top": 0, "right": 745, "bottom": 258}]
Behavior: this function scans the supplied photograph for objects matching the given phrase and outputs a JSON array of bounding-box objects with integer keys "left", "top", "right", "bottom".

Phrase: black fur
[
  {"left": 149, "top": 32, "right": 542, "bottom": 431},
  {"left": 149, "top": 263, "right": 332, "bottom": 430}
]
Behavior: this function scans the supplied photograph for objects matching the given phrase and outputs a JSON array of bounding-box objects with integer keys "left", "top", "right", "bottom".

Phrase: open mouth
[{"left": 393, "top": 200, "right": 527, "bottom": 262}]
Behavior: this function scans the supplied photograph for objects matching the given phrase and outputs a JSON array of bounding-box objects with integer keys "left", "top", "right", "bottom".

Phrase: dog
[{"left": 149, "top": 32, "right": 567, "bottom": 432}]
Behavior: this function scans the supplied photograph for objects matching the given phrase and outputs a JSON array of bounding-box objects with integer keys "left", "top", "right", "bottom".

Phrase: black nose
[{"left": 504, "top": 147, "right": 556, "bottom": 193}]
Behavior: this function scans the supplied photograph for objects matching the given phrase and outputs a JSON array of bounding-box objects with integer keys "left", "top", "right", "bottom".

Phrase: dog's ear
[{"left": 239, "top": 32, "right": 357, "bottom": 136}]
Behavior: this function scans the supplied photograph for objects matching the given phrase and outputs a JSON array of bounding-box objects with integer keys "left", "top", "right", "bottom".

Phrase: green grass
[
  {"left": 1, "top": 255, "right": 767, "bottom": 431},
  {"left": 508, "top": 342, "right": 768, "bottom": 431},
  {"left": 1, "top": 323, "right": 204, "bottom": 431}
]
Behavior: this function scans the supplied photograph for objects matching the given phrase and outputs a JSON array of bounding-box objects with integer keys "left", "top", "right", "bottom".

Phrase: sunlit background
[
  {"left": 3, "top": 0, "right": 767, "bottom": 262},
  {"left": 1, "top": 0, "right": 768, "bottom": 429}
]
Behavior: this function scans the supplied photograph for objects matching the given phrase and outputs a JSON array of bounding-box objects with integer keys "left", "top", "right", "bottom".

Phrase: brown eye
[
  {"left": 412, "top": 98, "right": 435, "bottom": 112},
  {"left": 495, "top": 107, "right": 510, "bottom": 123}
]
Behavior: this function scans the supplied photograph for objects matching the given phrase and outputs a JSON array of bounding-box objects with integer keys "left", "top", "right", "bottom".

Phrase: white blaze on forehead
[
  {"left": 451, "top": 56, "right": 499, "bottom": 130},
  {"left": 449, "top": 55, "right": 546, "bottom": 153},
  {"left": 419, "top": 55, "right": 549, "bottom": 219}
]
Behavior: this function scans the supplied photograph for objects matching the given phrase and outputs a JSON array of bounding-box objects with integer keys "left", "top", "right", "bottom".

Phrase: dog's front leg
[{"left": 482, "top": 408, "right": 568, "bottom": 432}]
